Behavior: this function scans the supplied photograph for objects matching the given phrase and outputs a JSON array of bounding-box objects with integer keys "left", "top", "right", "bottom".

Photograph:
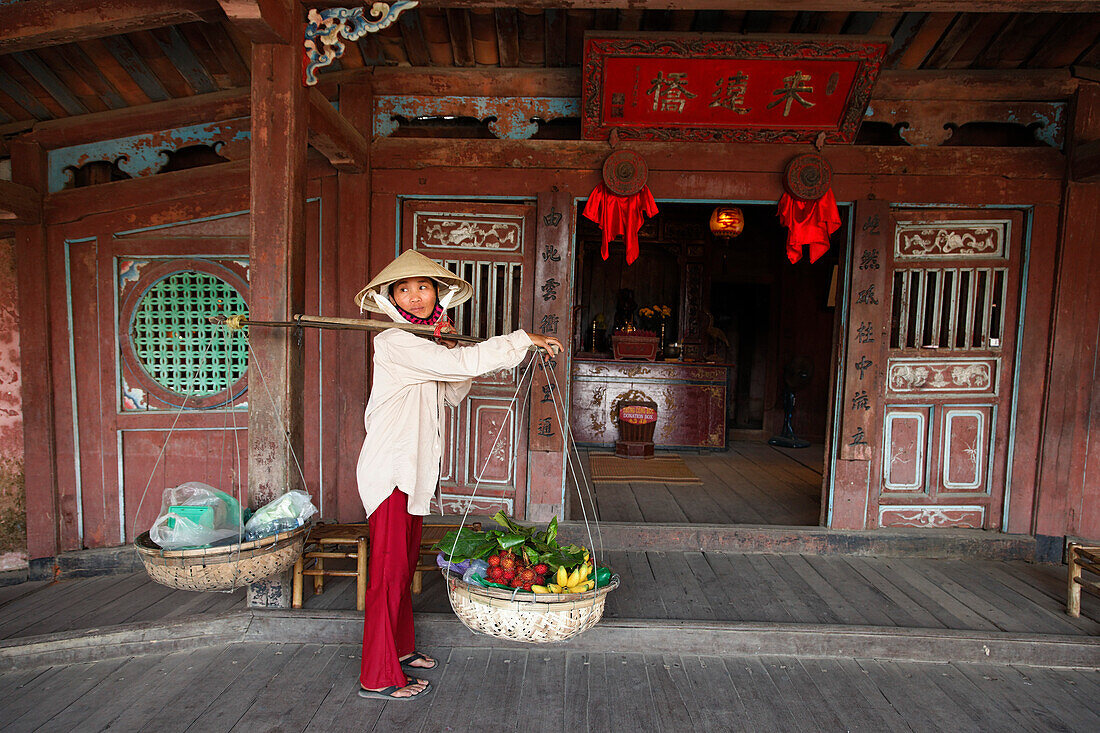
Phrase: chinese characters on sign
[
  {"left": 539, "top": 314, "right": 559, "bottom": 334},
  {"left": 541, "top": 278, "right": 559, "bottom": 301},
  {"left": 583, "top": 35, "right": 888, "bottom": 143}
]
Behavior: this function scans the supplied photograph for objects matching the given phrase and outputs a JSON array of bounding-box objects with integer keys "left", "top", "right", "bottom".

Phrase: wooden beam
[
  {"left": 27, "top": 87, "right": 250, "bottom": 149},
  {"left": 0, "top": 0, "right": 217, "bottom": 54},
  {"left": 307, "top": 87, "right": 369, "bottom": 173},
  {"left": 406, "top": 1, "right": 1100, "bottom": 12},
  {"left": 217, "top": 0, "right": 296, "bottom": 45},
  {"left": 0, "top": 179, "right": 42, "bottom": 223},
  {"left": 1071, "top": 139, "right": 1100, "bottom": 183}
]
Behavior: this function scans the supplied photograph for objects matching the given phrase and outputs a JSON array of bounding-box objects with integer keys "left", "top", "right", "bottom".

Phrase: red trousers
[{"left": 359, "top": 488, "right": 423, "bottom": 689}]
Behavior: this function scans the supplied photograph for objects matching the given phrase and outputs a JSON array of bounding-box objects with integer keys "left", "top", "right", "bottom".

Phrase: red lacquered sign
[{"left": 582, "top": 33, "right": 888, "bottom": 144}]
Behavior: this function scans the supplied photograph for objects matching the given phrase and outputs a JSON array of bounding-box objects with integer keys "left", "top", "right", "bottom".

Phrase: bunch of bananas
[{"left": 532, "top": 562, "right": 595, "bottom": 594}]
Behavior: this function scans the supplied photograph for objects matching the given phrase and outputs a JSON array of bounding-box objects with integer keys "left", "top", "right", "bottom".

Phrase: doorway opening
[{"left": 568, "top": 200, "right": 849, "bottom": 526}]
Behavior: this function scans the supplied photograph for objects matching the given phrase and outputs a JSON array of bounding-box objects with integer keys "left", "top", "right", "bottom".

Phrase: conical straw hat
[{"left": 355, "top": 249, "right": 473, "bottom": 313}]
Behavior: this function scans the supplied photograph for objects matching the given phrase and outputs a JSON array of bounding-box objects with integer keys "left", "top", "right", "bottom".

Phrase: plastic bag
[
  {"left": 243, "top": 490, "right": 317, "bottom": 541},
  {"left": 436, "top": 553, "right": 471, "bottom": 575},
  {"left": 461, "top": 559, "right": 489, "bottom": 585},
  {"left": 148, "top": 482, "right": 243, "bottom": 549}
]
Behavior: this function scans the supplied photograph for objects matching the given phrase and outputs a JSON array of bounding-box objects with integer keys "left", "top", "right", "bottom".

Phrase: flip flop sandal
[
  {"left": 358, "top": 680, "right": 431, "bottom": 701},
  {"left": 400, "top": 651, "right": 438, "bottom": 670}
]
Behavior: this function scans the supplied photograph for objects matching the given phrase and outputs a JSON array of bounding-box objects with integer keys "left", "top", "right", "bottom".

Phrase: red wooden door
[
  {"left": 871, "top": 210, "right": 1024, "bottom": 529},
  {"left": 65, "top": 201, "right": 325, "bottom": 546},
  {"left": 400, "top": 200, "right": 536, "bottom": 518}
]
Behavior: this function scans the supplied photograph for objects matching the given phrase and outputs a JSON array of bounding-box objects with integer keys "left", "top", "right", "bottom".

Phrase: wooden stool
[
  {"left": 1067, "top": 542, "right": 1100, "bottom": 617},
  {"left": 413, "top": 522, "right": 481, "bottom": 594},
  {"left": 292, "top": 523, "right": 369, "bottom": 611}
]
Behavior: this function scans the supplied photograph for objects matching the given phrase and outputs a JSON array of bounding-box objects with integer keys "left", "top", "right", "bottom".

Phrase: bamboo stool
[
  {"left": 1067, "top": 542, "right": 1100, "bottom": 617},
  {"left": 413, "top": 522, "right": 481, "bottom": 594},
  {"left": 292, "top": 523, "right": 369, "bottom": 611}
]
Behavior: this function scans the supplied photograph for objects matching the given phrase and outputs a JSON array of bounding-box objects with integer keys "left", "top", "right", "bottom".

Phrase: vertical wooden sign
[
  {"left": 838, "top": 198, "right": 888, "bottom": 461},
  {"left": 526, "top": 192, "right": 573, "bottom": 522},
  {"left": 528, "top": 192, "right": 572, "bottom": 453}
]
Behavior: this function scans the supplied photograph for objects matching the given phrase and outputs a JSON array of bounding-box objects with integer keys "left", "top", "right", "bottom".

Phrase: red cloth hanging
[
  {"left": 583, "top": 183, "right": 659, "bottom": 265},
  {"left": 777, "top": 189, "right": 841, "bottom": 264}
]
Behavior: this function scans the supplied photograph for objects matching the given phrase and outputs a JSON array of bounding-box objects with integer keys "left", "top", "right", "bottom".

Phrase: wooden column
[
  {"left": 829, "top": 197, "right": 888, "bottom": 530},
  {"left": 527, "top": 190, "right": 572, "bottom": 523},
  {"left": 10, "top": 139, "right": 64, "bottom": 568},
  {"left": 1034, "top": 83, "right": 1100, "bottom": 545},
  {"left": 334, "top": 80, "right": 372, "bottom": 521},
  {"left": 246, "top": 37, "right": 307, "bottom": 607}
]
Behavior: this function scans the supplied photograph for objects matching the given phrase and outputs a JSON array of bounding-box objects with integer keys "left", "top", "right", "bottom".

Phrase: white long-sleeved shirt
[{"left": 356, "top": 328, "right": 535, "bottom": 519}]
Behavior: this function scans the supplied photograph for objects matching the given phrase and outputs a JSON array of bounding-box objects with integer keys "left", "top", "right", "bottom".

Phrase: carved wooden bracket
[
  {"left": 304, "top": 4, "right": 419, "bottom": 85},
  {"left": 863, "top": 100, "right": 1066, "bottom": 148}
]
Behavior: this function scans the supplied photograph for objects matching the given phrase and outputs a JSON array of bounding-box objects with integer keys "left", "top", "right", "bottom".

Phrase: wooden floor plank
[
  {"left": 950, "top": 661, "right": 1077, "bottom": 731},
  {"left": 758, "top": 554, "right": 842, "bottom": 624},
  {"left": 475, "top": 648, "right": 528, "bottom": 733},
  {"left": 34, "top": 652, "right": 169, "bottom": 731},
  {"left": 519, "top": 649, "right": 568, "bottom": 733},
  {"left": 682, "top": 551, "right": 738, "bottom": 621},
  {"left": 4, "top": 657, "right": 128, "bottom": 730},
  {"left": 646, "top": 550, "right": 717, "bottom": 620},
  {"left": 616, "top": 551, "right": 668, "bottom": 619},
  {"left": 642, "top": 653, "right": 696, "bottom": 730},
  {"left": 903, "top": 559, "right": 1037, "bottom": 633},
  {"left": 0, "top": 577, "right": 100, "bottom": 632},
  {"left": 878, "top": 559, "right": 1000, "bottom": 631},
  {"left": 413, "top": 647, "right": 490, "bottom": 733},
  {"left": 712, "top": 553, "right": 788, "bottom": 623},
  {"left": 840, "top": 556, "right": 947, "bottom": 629},
  {"left": 630, "top": 481, "right": 690, "bottom": 523},
  {"left": 973, "top": 560, "right": 1100, "bottom": 634},
  {"left": 93, "top": 646, "right": 231, "bottom": 732},
  {"left": 139, "top": 643, "right": 267, "bottom": 733},
  {"left": 806, "top": 554, "right": 925, "bottom": 628},
  {"left": 665, "top": 480, "right": 735, "bottom": 524},
  {"left": 676, "top": 654, "right": 747, "bottom": 731},
  {"left": 0, "top": 579, "right": 49, "bottom": 608},
  {"left": 756, "top": 656, "right": 849, "bottom": 730},
  {"left": 591, "top": 480, "right": 645, "bottom": 523},
  {"left": 1004, "top": 664, "right": 1100, "bottom": 731},
  {"left": 604, "top": 653, "right": 661, "bottom": 731},
  {"left": 857, "top": 659, "right": 974, "bottom": 732},
  {"left": 783, "top": 554, "right": 875, "bottom": 625},
  {"left": 4, "top": 572, "right": 152, "bottom": 637},
  {"left": 936, "top": 559, "right": 1087, "bottom": 635},
  {"left": 562, "top": 651, "right": 592, "bottom": 731},
  {"left": 680, "top": 456, "right": 772, "bottom": 524},
  {"left": 723, "top": 655, "right": 803, "bottom": 730},
  {"left": 229, "top": 644, "right": 344, "bottom": 733},
  {"left": 302, "top": 648, "right": 382, "bottom": 733},
  {"left": 824, "top": 658, "right": 913, "bottom": 731},
  {"left": 183, "top": 643, "right": 300, "bottom": 732},
  {"left": 909, "top": 657, "right": 1022, "bottom": 731}
]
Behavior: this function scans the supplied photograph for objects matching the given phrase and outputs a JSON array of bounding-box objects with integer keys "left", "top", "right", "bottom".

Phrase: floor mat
[{"left": 588, "top": 453, "right": 702, "bottom": 484}]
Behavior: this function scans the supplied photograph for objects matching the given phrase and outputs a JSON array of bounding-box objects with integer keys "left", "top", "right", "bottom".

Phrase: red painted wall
[{"left": 0, "top": 236, "right": 25, "bottom": 569}]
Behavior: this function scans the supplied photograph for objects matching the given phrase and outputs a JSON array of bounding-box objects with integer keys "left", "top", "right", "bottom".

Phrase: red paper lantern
[{"left": 709, "top": 207, "right": 745, "bottom": 238}]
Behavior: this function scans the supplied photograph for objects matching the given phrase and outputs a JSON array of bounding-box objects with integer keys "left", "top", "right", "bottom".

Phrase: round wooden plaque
[
  {"left": 602, "top": 150, "right": 648, "bottom": 196},
  {"left": 783, "top": 153, "right": 833, "bottom": 201}
]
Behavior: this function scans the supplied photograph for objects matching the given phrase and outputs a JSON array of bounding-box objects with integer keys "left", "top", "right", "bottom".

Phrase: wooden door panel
[
  {"left": 939, "top": 406, "right": 991, "bottom": 493},
  {"left": 874, "top": 210, "right": 1023, "bottom": 530},
  {"left": 402, "top": 199, "right": 536, "bottom": 517},
  {"left": 882, "top": 406, "right": 929, "bottom": 493}
]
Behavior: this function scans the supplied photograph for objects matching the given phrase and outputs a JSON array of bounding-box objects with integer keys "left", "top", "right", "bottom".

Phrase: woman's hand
[
  {"left": 528, "top": 333, "right": 563, "bottom": 356},
  {"left": 435, "top": 322, "right": 459, "bottom": 349}
]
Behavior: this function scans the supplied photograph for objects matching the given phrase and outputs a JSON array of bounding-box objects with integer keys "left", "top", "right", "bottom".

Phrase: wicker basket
[
  {"left": 134, "top": 524, "right": 309, "bottom": 592},
  {"left": 444, "top": 570, "right": 620, "bottom": 643}
]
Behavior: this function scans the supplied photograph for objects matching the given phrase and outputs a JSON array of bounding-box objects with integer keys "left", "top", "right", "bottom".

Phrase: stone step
[{"left": 3, "top": 609, "right": 1096, "bottom": 672}]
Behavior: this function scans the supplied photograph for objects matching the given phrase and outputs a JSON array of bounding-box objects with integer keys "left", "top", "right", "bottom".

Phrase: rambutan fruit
[
  {"left": 521, "top": 568, "right": 536, "bottom": 582},
  {"left": 502, "top": 569, "right": 515, "bottom": 581},
  {"left": 487, "top": 555, "right": 501, "bottom": 567},
  {"left": 534, "top": 563, "right": 548, "bottom": 575}
]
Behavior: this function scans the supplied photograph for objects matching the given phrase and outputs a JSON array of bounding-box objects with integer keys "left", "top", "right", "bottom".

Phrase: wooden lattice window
[
  {"left": 889, "top": 267, "right": 1008, "bottom": 351},
  {"left": 119, "top": 259, "right": 249, "bottom": 410}
]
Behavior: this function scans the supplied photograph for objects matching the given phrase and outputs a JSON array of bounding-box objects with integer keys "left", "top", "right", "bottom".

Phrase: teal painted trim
[
  {"left": 48, "top": 120, "right": 250, "bottom": 192},
  {"left": 826, "top": 203, "right": 856, "bottom": 528},
  {"left": 374, "top": 96, "right": 580, "bottom": 139},
  {"left": 64, "top": 236, "right": 97, "bottom": 544},
  {"left": 151, "top": 27, "right": 217, "bottom": 95},
  {"left": 11, "top": 51, "right": 88, "bottom": 116},
  {"left": 0, "top": 68, "right": 51, "bottom": 120},
  {"left": 1002, "top": 206, "right": 1035, "bottom": 532},
  {"left": 102, "top": 35, "right": 169, "bottom": 102}
]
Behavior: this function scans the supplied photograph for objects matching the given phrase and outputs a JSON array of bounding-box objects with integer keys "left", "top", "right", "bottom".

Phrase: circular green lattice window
[{"left": 130, "top": 271, "right": 249, "bottom": 396}]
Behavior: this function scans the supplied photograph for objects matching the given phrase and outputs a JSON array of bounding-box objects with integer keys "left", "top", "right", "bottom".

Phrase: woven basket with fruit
[{"left": 434, "top": 512, "right": 618, "bottom": 643}]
